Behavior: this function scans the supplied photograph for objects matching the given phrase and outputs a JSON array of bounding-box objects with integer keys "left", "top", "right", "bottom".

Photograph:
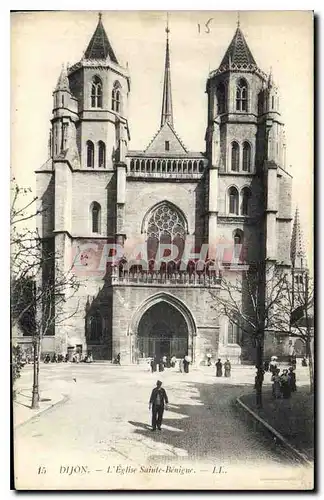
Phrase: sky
[{"left": 11, "top": 10, "right": 313, "bottom": 268}]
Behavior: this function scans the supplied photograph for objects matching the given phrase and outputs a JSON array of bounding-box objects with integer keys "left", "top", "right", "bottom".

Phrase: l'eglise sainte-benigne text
[{"left": 140, "top": 465, "right": 194, "bottom": 475}]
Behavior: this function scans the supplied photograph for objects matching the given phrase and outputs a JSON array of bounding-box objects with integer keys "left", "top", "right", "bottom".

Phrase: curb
[
  {"left": 236, "top": 396, "right": 313, "bottom": 466},
  {"left": 14, "top": 394, "right": 69, "bottom": 430}
]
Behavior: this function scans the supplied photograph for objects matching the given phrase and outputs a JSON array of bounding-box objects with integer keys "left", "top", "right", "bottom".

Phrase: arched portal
[
  {"left": 129, "top": 293, "right": 196, "bottom": 362},
  {"left": 138, "top": 302, "right": 188, "bottom": 359}
]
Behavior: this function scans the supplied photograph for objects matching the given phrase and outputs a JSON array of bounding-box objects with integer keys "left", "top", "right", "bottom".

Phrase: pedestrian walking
[
  {"left": 158, "top": 358, "right": 164, "bottom": 372},
  {"left": 288, "top": 366, "right": 297, "bottom": 392},
  {"left": 280, "top": 369, "right": 291, "bottom": 399},
  {"left": 224, "top": 359, "right": 231, "bottom": 377},
  {"left": 206, "top": 352, "right": 212, "bottom": 366},
  {"left": 149, "top": 380, "right": 169, "bottom": 431},
  {"left": 269, "top": 356, "right": 278, "bottom": 375},
  {"left": 183, "top": 355, "right": 190, "bottom": 373},
  {"left": 170, "top": 355, "right": 176, "bottom": 368},
  {"left": 179, "top": 358, "right": 184, "bottom": 373},
  {"left": 150, "top": 357, "right": 156, "bottom": 373},
  {"left": 216, "top": 358, "right": 223, "bottom": 377},
  {"left": 271, "top": 368, "right": 281, "bottom": 399}
]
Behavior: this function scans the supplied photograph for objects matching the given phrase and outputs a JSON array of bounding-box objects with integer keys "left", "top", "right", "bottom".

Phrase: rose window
[{"left": 147, "top": 204, "right": 186, "bottom": 239}]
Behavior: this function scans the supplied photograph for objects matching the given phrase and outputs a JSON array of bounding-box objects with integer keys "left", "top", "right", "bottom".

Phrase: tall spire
[
  {"left": 160, "top": 14, "right": 173, "bottom": 128},
  {"left": 84, "top": 13, "right": 118, "bottom": 63},
  {"left": 291, "top": 207, "right": 306, "bottom": 268}
]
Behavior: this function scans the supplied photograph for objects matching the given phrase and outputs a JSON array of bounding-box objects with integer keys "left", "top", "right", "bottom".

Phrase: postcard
[{"left": 11, "top": 10, "right": 314, "bottom": 490}]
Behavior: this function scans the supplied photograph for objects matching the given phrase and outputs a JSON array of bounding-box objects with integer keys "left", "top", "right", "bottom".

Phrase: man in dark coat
[
  {"left": 288, "top": 367, "right": 297, "bottom": 392},
  {"left": 183, "top": 355, "right": 190, "bottom": 373},
  {"left": 216, "top": 358, "right": 223, "bottom": 377},
  {"left": 149, "top": 380, "right": 169, "bottom": 431}
]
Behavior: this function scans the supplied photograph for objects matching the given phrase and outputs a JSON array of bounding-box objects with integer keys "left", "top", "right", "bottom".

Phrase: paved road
[{"left": 14, "top": 364, "right": 311, "bottom": 490}]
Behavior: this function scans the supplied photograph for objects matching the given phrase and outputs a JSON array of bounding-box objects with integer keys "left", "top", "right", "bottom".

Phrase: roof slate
[
  {"left": 220, "top": 26, "right": 256, "bottom": 67},
  {"left": 84, "top": 16, "right": 118, "bottom": 63}
]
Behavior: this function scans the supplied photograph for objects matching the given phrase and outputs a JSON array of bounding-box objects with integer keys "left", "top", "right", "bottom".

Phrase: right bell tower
[{"left": 205, "top": 19, "right": 291, "bottom": 267}]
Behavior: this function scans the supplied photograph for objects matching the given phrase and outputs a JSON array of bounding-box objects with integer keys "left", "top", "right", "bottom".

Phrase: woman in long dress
[
  {"left": 280, "top": 369, "right": 291, "bottom": 399},
  {"left": 224, "top": 359, "right": 231, "bottom": 377},
  {"left": 271, "top": 369, "right": 281, "bottom": 399}
]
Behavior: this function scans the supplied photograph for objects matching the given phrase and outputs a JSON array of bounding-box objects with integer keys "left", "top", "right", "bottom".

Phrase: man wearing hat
[{"left": 149, "top": 380, "right": 169, "bottom": 431}]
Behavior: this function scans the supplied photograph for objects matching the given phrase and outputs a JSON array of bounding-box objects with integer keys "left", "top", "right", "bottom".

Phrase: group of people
[
  {"left": 255, "top": 356, "right": 297, "bottom": 400},
  {"left": 43, "top": 352, "right": 93, "bottom": 364},
  {"left": 205, "top": 354, "right": 232, "bottom": 377},
  {"left": 271, "top": 366, "right": 297, "bottom": 399},
  {"left": 215, "top": 358, "right": 232, "bottom": 378},
  {"left": 148, "top": 354, "right": 191, "bottom": 374}
]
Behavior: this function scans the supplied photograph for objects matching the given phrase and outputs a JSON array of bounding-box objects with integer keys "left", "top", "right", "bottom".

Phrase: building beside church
[{"left": 33, "top": 14, "right": 307, "bottom": 364}]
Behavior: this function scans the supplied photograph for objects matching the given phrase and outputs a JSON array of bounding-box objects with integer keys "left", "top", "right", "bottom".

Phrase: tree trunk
[
  {"left": 31, "top": 337, "right": 40, "bottom": 409},
  {"left": 306, "top": 338, "right": 314, "bottom": 393},
  {"left": 255, "top": 335, "right": 264, "bottom": 408}
]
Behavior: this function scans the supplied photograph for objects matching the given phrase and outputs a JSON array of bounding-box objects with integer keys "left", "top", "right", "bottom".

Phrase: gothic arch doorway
[{"left": 130, "top": 293, "right": 196, "bottom": 362}]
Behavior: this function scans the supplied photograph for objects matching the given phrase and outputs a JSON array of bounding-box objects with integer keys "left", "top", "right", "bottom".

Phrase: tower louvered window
[
  {"left": 112, "top": 82, "right": 121, "bottom": 113},
  {"left": 216, "top": 83, "right": 226, "bottom": 114},
  {"left": 229, "top": 187, "right": 239, "bottom": 215},
  {"left": 236, "top": 79, "right": 248, "bottom": 111},
  {"left": 241, "top": 187, "right": 251, "bottom": 215},
  {"left": 91, "top": 76, "right": 103, "bottom": 108},
  {"left": 242, "top": 142, "right": 251, "bottom": 172},
  {"left": 98, "top": 141, "right": 106, "bottom": 168},
  {"left": 231, "top": 142, "right": 239, "bottom": 172},
  {"left": 87, "top": 141, "right": 94, "bottom": 168},
  {"left": 91, "top": 202, "right": 101, "bottom": 233}
]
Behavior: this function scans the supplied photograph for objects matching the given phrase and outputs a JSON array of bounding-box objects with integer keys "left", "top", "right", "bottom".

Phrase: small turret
[
  {"left": 53, "top": 64, "right": 71, "bottom": 110},
  {"left": 264, "top": 67, "right": 280, "bottom": 114},
  {"left": 51, "top": 64, "right": 79, "bottom": 159}
]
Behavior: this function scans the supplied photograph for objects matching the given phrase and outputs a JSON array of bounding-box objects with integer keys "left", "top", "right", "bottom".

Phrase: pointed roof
[
  {"left": 291, "top": 207, "right": 306, "bottom": 266},
  {"left": 160, "top": 22, "right": 173, "bottom": 127},
  {"left": 84, "top": 13, "right": 118, "bottom": 63},
  {"left": 220, "top": 25, "right": 256, "bottom": 67},
  {"left": 55, "top": 65, "right": 70, "bottom": 92},
  {"left": 145, "top": 121, "right": 188, "bottom": 155}
]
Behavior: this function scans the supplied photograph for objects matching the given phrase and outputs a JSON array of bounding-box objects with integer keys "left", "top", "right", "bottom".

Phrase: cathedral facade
[{"left": 36, "top": 15, "right": 299, "bottom": 364}]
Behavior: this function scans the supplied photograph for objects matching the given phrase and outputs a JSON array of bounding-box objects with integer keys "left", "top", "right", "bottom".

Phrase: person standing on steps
[{"left": 149, "top": 380, "right": 169, "bottom": 431}]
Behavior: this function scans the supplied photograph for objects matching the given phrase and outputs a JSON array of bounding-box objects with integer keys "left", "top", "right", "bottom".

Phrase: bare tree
[
  {"left": 283, "top": 273, "right": 314, "bottom": 392},
  {"left": 10, "top": 179, "right": 80, "bottom": 408},
  {"left": 31, "top": 258, "right": 80, "bottom": 409},
  {"left": 210, "top": 260, "right": 289, "bottom": 408},
  {"left": 10, "top": 180, "right": 41, "bottom": 326}
]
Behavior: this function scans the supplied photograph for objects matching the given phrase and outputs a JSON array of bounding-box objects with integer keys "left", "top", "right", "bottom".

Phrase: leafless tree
[
  {"left": 31, "top": 259, "right": 80, "bottom": 409},
  {"left": 210, "top": 260, "right": 290, "bottom": 408},
  {"left": 280, "top": 273, "right": 314, "bottom": 392},
  {"left": 11, "top": 179, "right": 80, "bottom": 408}
]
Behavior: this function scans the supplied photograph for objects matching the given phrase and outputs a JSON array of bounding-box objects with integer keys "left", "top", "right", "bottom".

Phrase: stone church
[{"left": 35, "top": 14, "right": 306, "bottom": 364}]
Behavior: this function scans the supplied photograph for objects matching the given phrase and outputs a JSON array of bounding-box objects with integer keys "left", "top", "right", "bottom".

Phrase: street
[{"left": 14, "top": 363, "right": 312, "bottom": 489}]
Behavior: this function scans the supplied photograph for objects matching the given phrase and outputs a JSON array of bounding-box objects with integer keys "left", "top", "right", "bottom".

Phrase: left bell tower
[{"left": 67, "top": 12, "right": 131, "bottom": 171}]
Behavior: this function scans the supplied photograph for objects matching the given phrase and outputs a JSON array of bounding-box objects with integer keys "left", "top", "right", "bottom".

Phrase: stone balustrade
[
  {"left": 127, "top": 156, "right": 206, "bottom": 178},
  {"left": 110, "top": 268, "right": 221, "bottom": 287}
]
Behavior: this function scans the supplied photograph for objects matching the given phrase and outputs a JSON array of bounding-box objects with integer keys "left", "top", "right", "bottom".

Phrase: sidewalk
[
  {"left": 240, "top": 388, "right": 314, "bottom": 461},
  {"left": 13, "top": 369, "right": 68, "bottom": 428}
]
